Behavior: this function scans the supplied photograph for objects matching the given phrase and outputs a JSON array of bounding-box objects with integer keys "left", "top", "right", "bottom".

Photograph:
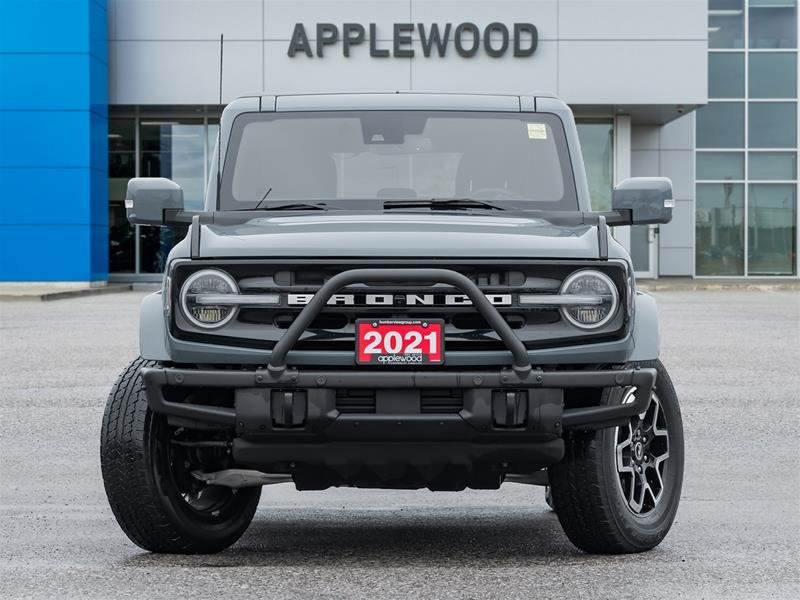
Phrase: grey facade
[{"left": 100, "top": 0, "right": 795, "bottom": 279}]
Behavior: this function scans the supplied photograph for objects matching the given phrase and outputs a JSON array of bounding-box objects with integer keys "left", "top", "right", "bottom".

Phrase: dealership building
[{"left": 1, "top": 0, "right": 798, "bottom": 282}]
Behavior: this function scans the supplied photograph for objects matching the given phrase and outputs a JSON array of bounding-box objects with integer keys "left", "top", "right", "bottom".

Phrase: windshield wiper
[
  {"left": 383, "top": 198, "right": 507, "bottom": 211},
  {"left": 229, "top": 201, "right": 332, "bottom": 212}
]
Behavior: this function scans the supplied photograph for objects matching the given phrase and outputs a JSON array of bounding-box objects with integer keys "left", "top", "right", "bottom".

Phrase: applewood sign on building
[{"left": 287, "top": 23, "right": 539, "bottom": 58}]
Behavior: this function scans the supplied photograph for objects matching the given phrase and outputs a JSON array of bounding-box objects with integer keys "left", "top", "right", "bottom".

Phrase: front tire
[
  {"left": 548, "top": 360, "right": 684, "bottom": 554},
  {"left": 100, "top": 357, "right": 261, "bottom": 554}
]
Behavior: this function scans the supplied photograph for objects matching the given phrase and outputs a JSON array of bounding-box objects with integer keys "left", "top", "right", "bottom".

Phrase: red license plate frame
[{"left": 355, "top": 319, "right": 445, "bottom": 366}]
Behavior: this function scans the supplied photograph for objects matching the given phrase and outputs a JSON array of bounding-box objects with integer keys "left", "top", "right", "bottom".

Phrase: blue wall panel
[
  {"left": 0, "top": 224, "right": 103, "bottom": 281},
  {"left": 0, "top": 0, "right": 108, "bottom": 282},
  {"left": 0, "top": 168, "right": 97, "bottom": 224},
  {"left": 0, "top": 1, "right": 105, "bottom": 58},
  {"left": 0, "top": 54, "right": 90, "bottom": 111},
  {"left": 0, "top": 111, "right": 93, "bottom": 168},
  {"left": 0, "top": 54, "right": 107, "bottom": 116}
]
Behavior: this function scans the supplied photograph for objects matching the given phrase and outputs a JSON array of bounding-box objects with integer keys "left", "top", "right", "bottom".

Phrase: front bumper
[
  {"left": 141, "top": 364, "right": 656, "bottom": 432},
  {"left": 142, "top": 364, "right": 654, "bottom": 488}
]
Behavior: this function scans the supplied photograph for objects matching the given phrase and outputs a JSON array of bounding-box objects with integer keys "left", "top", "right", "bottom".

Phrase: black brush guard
[{"left": 143, "top": 268, "right": 654, "bottom": 431}]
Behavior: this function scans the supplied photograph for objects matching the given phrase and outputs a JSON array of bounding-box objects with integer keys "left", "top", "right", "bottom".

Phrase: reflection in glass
[
  {"left": 108, "top": 118, "right": 136, "bottom": 273},
  {"left": 695, "top": 183, "right": 745, "bottom": 275},
  {"left": 140, "top": 119, "right": 205, "bottom": 210},
  {"left": 749, "top": 0, "right": 797, "bottom": 48},
  {"left": 696, "top": 102, "right": 745, "bottom": 148},
  {"left": 576, "top": 121, "right": 614, "bottom": 211},
  {"left": 748, "top": 184, "right": 797, "bottom": 275},
  {"left": 709, "top": 53, "right": 745, "bottom": 98},
  {"left": 108, "top": 204, "right": 135, "bottom": 273},
  {"left": 139, "top": 226, "right": 189, "bottom": 274},
  {"left": 749, "top": 53, "right": 798, "bottom": 98},
  {"left": 696, "top": 152, "right": 745, "bottom": 180},
  {"left": 748, "top": 102, "right": 798, "bottom": 148},
  {"left": 138, "top": 119, "right": 204, "bottom": 273},
  {"left": 749, "top": 152, "right": 798, "bottom": 180},
  {"left": 709, "top": 0, "right": 745, "bottom": 48}
]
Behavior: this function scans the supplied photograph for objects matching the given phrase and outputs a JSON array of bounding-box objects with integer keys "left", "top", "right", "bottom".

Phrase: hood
[{"left": 199, "top": 213, "right": 603, "bottom": 259}]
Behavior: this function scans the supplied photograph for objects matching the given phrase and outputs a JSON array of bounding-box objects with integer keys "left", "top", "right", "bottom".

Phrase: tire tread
[{"left": 549, "top": 360, "right": 683, "bottom": 554}]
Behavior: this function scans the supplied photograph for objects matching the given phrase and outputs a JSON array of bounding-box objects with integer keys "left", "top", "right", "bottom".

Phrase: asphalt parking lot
[{"left": 1, "top": 289, "right": 798, "bottom": 599}]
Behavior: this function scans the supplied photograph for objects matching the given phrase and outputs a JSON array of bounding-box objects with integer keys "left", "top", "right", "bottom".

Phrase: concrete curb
[{"left": 0, "top": 284, "right": 133, "bottom": 302}]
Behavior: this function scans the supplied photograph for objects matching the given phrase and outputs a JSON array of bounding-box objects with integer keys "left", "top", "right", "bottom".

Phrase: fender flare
[
  {"left": 630, "top": 291, "right": 661, "bottom": 361},
  {"left": 140, "top": 291, "right": 170, "bottom": 361}
]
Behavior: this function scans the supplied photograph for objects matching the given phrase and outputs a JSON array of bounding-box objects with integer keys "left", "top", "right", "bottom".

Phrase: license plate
[{"left": 355, "top": 319, "right": 444, "bottom": 366}]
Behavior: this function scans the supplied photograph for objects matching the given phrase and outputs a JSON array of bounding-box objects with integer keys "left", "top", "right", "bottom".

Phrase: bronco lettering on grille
[{"left": 286, "top": 293, "right": 512, "bottom": 307}]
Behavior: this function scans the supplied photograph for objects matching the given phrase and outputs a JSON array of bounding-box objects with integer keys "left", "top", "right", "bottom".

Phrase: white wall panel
[
  {"left": 659, "top": 199, "right": 694, "bottom": 249},
  {"left": 265, "top": 1, "right": 410, "bottom": 39},
  {"left": 110, "top": 41, "right": 262, "bottom": 104},
  {"left": 659, "top": 150, "right": 693, "bottom": 199},
  {"left": 410, "top": 0, "right": 558, "bottom": 40},
  {"left": 631, "top": 125, "right": 660, "bottom": 151},
  {"left": 264, "top": 41, "right": 410, "bottom": 94},
  {"left": 659, "top": 113, "right": 695, "bottom": 150},
  {"left": 410, "top": 40, "right": 558, "bottom": 94},
  {"left": 113, "top": 0, "right": 263, "bottom": 40},
  {"left": 631, "top": 150, "right": 659, "bottom": 176},
  {"left": 108, "top": 0, "right": 707, "bottom": 107},
  {"left": 559, "top": 41, "right": 707, "bottom": 104},
  {"left": 658, "top": 247, "right": 694, "bottom": 276},
  {"left": 559, "top": 0, "right": 706, "bottom": 40}
]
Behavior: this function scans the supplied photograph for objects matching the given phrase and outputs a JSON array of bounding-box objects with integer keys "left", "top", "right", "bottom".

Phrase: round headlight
[
  {"left": 559, "top": 270, "right": 619, "bottom": 329},
  {"left": 179, "top": 269, "right": 238, "bottom": 328}
]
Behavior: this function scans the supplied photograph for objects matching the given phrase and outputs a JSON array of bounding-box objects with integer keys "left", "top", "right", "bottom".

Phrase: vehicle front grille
[
  {"left": 335, "top": 389, "right": 464, "bottom": 414},
  {"left": 170, "top": 259, "right": 629, "bottom": 352}
]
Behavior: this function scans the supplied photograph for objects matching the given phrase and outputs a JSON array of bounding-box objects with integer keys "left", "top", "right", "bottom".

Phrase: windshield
[{"left": 220, "top": 110, "right": 578, "bottom": 211}]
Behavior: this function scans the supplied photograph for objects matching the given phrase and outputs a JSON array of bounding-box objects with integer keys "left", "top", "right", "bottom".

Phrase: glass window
[
  {"left": 748, "top": 102, "right": 798, "bottom": 148},
  {"left": 709, "top": 53, "right": 745, "bottom": 98},
  {"left": 108, "top": 118, "right": 136, "bottom": 273},
  {"left": 697, "top": 151, "right": 745, "bottom": 180},
  {"left": 749, "top": 53, "right": 798, "bottom": 98},
  {"left": 749, "top": 151, "right": 798, "bottom": 179},
  {"left": 139, "top": 119, "right": 206, "bottom": 210},
  {"left": 749, "top": 0, "right": 797, "bottom": 48},
  {"left": 223, "top": 111, "right": 578, "bottom": 210},
  {"left": 709, "top": 0, "right": 745, "bottom": 48},
  {"left": 695, "top": 183, "right": 745, "bottom": 275},
  {"left": 206, "top": 120, "right": 219, "bottom": 177},
  {"left": 696, "top": 102, "right": 745, "bottom": 148},
  {"left": 138, "top": 118, "right": 205, "bottom": 273},
  {"left": 748, "top": 184, "right": 797, "bottom": 275},
  {"left": 139, "top": 225, "right": 188, "bottom": 274},
  {"left": 576, "top": 121, "right": 614, "bottom": 211}
]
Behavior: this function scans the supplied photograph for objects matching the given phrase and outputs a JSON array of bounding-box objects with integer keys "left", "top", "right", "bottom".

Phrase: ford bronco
[{"left": 101, "top": 93, "right": 684, "bottom": 555}]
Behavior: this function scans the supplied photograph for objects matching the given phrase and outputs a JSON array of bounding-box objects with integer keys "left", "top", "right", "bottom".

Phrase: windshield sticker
[{"left": 527, "top": 123, "right": 548, "bottom": 140}]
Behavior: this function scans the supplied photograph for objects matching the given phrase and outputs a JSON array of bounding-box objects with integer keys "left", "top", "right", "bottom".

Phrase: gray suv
[{"left": 101, "top": 93, "right": 684, "bottom": 555}]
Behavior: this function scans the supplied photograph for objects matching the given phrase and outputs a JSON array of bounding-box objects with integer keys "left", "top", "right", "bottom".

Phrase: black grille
[
  {"left": 420, "top": 389, "right": 464, "bottom": 414},
  {"left": 171, "top": 259, "right": 629, "bottom": 352},
  {"left": 335, "top": 389, "right": 376, "bottom": 414},
  {"left": 335, "top": 389, "right": 464, "bottom": 414}
]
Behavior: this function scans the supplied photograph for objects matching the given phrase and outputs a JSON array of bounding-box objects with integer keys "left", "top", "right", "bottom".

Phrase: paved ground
[{"left": 1, "top": 290, "right": 798, "bottom": 599}]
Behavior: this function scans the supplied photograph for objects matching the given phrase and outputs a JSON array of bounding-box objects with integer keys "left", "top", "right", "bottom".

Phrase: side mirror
[
  {"left": 125, "top": 178, "right": 184, "bottom": 225},
  {"left": 612, "top": 177, "right": 674, "bottom": 225}
]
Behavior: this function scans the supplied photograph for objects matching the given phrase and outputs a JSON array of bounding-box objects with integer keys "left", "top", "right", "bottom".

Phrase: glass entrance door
[
  {"left": 576, "top": 118, "right": 658, "bottom": 278},
  {"left": 631, "top": 225, "right": 658, "bottom": 278}
]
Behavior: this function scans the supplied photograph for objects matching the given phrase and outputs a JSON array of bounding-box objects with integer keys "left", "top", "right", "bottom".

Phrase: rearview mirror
[
  {"left": 612, "top": 177, "right": 674, "bottom": 225},
  {"left": 125, "top": 178, "right": 184, "bottom": 225}
]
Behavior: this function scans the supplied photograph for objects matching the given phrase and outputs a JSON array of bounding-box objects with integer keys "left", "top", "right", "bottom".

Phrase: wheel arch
[
  {"left": 140, "top": 291, "right": 171, "bottom": 361},
  {"left": 630, "top": 291, "right": 661, "bottom": 362}
]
